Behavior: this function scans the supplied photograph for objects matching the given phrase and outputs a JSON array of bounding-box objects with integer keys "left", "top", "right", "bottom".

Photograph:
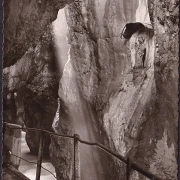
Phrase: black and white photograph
[{"left": 2, "top": 0, "right": 179, "bottom": 179}]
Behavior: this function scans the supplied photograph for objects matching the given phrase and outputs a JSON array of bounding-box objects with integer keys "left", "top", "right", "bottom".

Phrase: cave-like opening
[{"left": 121, "top": 22, "right": 144, "bottom": 39}]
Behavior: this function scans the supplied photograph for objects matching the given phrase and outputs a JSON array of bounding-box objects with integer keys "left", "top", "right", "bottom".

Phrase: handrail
[
  {"left": 77, "top": 136, "right": 126, "bottom": 163},
  {"left": 9, "top": 153, "right": 57, "bottom": 179},
  {"left": 4, "top": 164, "right": 30, "bottom": 180},
  {"left": 77, "top": 136, "right": 161, "bottom": 180},
  {"left": 3, "top": 122, "right": 161, "bottom": 180},
  {"left": 3, "top": 122, "right": 74, "bottom": 139}
]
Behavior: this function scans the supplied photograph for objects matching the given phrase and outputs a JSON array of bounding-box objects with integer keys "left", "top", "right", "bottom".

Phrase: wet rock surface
[
  {"left": 4, "top": 0, "right": 74, "bottom": 68},
  {"left": 3, "top": 0, "right": 74, "bottom": 155},
  {"left": 3, "top": 0, "right": 178, "bottom": 179},
  {"left": 136, "top": 1, "right": 179, "bottom": 179},
  {"left": 3, "top": 28, "right": 60, "bottom": 155},
  {"left": 50, "top": 0, "right": 178, "bottom": 179}
]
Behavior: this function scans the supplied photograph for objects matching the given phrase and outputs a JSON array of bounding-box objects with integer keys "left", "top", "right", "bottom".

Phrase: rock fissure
[{"left": 3, "top": 0, "right": 178, "bottom": 179}]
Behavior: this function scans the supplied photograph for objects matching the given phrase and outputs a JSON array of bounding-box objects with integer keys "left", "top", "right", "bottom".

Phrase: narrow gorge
[{"left": 3, "top": 0, "right": 178, "bottom": 179}]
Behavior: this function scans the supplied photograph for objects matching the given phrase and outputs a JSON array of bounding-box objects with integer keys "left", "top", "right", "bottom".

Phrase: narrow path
[{"left": 19, "top": 132, "right": 56, "bottom": 180}]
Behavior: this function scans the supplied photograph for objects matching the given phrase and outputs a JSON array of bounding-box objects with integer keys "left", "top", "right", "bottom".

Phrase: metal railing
[{"left": 3, "top": 122, "right": 161, "bottom": 180}]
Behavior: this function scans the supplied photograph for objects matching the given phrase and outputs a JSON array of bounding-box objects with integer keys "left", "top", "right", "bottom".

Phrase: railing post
[
  {"left": 74, "top": 134, "right": 80, "bottom": 180},
  {"left": 126, "top": 157, "right": 131, "bottom": 180},
  {"left": 36, "top": 131, "right": 44, "bottom": 180}
]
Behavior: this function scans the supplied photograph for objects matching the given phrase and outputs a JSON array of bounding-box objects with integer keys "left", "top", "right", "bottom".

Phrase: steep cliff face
[
  {"left": 3, "top": 0, "right": 74, "bottom": 154},
  {"left": 50, "top": 0, "right": 178, "bottom": 179},
  {"left": 135, "top": 0, "right": 178, "bottom": 179},
  {"left": 4, "top": 0, "right": 74, "bottom": 68},
  {"left": 4, "top": 28, "right": 60, "bottom": 155},
  {"left": 3, "top": 0, "right": 178, "bottom": 179}
]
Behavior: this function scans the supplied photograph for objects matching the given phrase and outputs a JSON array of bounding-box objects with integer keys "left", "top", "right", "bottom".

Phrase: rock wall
[
  {"left": 4, "top": 0, "right": 74, "bottom": 68},
  {"left": 3, "top": 0, "right": 75, "bottom": 154},
  {"left": 3, "top": 28, "right": 60, "bottom": 155},
  {"left": 3, "top": 0, "right": 178, "bottom": 179},
  {"left": 50, "top": 0, "right": 178, "bottom": 179},
  {"left": 136, "top": 0, "right": 179, "bottom": 179}
]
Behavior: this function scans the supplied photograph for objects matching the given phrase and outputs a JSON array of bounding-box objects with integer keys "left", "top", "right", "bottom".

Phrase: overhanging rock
[{"left": 121, "top": 22, "right": 153, "bottom": 39}]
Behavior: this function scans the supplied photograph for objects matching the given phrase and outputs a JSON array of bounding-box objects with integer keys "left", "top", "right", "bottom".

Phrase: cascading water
[{"left": 52, "top": 7, "right": 101, "bottom": 180}]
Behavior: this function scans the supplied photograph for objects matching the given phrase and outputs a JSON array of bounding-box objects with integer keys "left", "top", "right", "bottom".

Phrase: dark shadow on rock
[{"left": 121, "top": 22, "right": 149, "bottom": 39}]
